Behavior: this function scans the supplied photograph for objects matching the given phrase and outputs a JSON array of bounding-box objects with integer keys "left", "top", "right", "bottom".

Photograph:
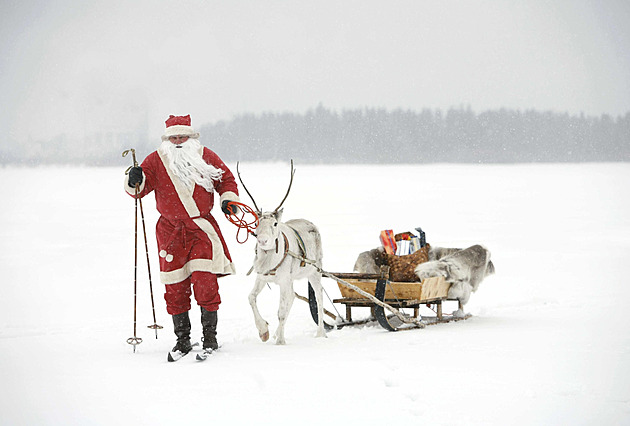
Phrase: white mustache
[{"left": 159, "top": 139, "right": 224, "bottom": 192}]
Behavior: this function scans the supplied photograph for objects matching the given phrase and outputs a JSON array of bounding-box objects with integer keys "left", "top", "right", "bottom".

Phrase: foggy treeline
[
  {"left": 202, "top": 105, "right": 630, "bottom": 163},
  {"left": 3, "top": 106, "right": 628, "bottom": 165}
]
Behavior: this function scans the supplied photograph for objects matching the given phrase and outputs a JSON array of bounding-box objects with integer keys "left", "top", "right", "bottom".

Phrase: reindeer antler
[
  {"left": 273, "top": 159, "right": 295, "bottom": 213},
  {"left": 236, "top": 162, "right": 261, "bottom": 213}
]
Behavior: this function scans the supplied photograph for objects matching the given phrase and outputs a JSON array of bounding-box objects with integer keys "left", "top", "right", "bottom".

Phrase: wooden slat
[
  {"left": 336, "top": 279, "right": 423, "bottom": 300},
  {"left": 420, "top": 276, "right": 450, "bottom": 300},
  {"left": 333, "top": 298, "right": 426, "bottom": 308},
  {"left": 329, "top": 272, "right": 382, "bottom": 280},
  {"left": 336, "top": 277, "right": 450, "bottom": 301}
]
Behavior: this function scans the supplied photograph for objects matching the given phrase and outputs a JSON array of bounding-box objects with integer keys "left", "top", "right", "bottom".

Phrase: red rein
[{"left": 224, "top": 201, "right": 259, "bottom": 244}]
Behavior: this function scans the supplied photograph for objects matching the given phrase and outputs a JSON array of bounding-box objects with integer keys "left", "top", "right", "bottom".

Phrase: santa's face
[
  {"left": 168, "top": 135, "right": 189, "bottom": 145},
  {"left": 158, "top": 138, "right": 224, "bottom": 193}
]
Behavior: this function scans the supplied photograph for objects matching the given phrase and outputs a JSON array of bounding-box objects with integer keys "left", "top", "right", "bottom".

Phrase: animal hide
[
  {"left": 415, "top": 245, "right": 495, "bottom": 316},
  {"left": 353, "top": 247, "right": 386, "bottom": 274},
  {"left": 428, "top": 246, "right": 463, "bottom": 261}
]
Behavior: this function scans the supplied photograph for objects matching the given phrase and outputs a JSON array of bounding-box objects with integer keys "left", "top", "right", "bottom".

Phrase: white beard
[{"left": 158, "top": 139, "right": 224, "bottom": 192}]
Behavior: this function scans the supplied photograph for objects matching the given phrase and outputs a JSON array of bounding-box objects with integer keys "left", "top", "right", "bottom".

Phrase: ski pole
[
  {"left": 123, "top": 149, "right": 163, "bottom": 340},
  {"left": 137, "top": 179, "right": 162, "bottom": 338},
  {"left": 123, "top": 148, "right": 142, "bottom": 352}
]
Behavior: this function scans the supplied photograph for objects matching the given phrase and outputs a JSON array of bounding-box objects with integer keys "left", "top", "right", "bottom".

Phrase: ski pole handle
[{"left": 122, "top": 148, "right": 138, "bottom": 168}]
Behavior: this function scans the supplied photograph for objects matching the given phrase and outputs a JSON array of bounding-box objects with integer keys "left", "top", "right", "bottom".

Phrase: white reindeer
[{"left": 239, "top": 162, "right": 326, "bottom": 345}]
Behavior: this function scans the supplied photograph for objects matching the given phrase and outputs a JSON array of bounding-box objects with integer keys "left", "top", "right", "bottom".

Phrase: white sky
[{"left": 1, "top": 0, "right": 629, "bottom": 142}]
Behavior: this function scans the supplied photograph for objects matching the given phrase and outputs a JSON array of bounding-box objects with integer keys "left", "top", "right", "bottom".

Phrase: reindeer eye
[{"left": 274, "top": 222, "right": 278, "bottom": 227}]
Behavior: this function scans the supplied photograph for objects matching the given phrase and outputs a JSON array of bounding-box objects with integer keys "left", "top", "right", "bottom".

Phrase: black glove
[
  {"left": 221, "top": 200, "right": 239, "bottom": 215},
  {"left": 128, "top": 166, "right": 143, "bottom": 188}
]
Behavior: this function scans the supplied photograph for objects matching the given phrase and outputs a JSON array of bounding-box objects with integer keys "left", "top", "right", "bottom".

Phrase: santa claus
[{"left": 125, "top": 114, "right": 240, "bottom": 360}]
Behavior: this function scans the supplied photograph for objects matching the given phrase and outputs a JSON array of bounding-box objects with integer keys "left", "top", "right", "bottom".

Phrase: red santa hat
[{"left": 161, "top": 115, "right": 200, "bottom": 141}]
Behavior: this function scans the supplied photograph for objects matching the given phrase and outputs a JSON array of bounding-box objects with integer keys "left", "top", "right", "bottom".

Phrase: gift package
[{"left": 379, "top": 227, "right": 427, "bottom": 256}]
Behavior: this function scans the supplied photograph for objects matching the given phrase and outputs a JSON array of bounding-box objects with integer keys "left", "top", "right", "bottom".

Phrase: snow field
[{"left": 0, "top": 163, "right": 629, "bottom": 425}]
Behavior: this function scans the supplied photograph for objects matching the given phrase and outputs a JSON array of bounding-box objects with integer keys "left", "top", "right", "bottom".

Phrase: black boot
[
  {"left": 171, "top": 311, "right": 193, "bottom": 354},
  {"left": 201, "top": 307, "right": 218, "bottom": 351}
]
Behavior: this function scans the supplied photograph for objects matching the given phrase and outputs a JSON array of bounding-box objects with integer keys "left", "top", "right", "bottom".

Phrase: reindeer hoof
[
  {"left": 260, "top": 331, "right": 269, "bottom": 342},
  {"left": 452, "top": 309, "right": 466, "bottom": 318}
]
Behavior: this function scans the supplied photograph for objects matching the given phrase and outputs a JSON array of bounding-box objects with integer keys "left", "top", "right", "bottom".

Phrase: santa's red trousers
[{"left": 164, "top": 271, "right": 221, "bottom": 315}]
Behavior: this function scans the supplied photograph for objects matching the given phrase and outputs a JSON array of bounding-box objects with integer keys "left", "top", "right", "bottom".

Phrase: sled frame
[{"left": 307, "top": 273, "right": 468, "bottom": 331}]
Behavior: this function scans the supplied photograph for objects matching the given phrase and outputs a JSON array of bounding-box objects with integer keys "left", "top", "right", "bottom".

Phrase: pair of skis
[{"left": 167, "top": 342, "right": 217, "bottom": 362}]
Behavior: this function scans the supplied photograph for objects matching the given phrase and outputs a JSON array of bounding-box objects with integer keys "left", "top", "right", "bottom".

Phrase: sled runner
[{"left": 305, "top": 268, "right": 470, "bottom": 332}]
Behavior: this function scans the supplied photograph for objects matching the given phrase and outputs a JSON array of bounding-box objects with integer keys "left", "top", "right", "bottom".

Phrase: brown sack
[{"left": 383, "top": 244, "right": 431, "bottom": 282}]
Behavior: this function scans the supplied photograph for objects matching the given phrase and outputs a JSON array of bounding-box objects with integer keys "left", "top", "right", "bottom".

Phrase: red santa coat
[{"left": 125, "top": 146, "right": 239, "bottom": 284}]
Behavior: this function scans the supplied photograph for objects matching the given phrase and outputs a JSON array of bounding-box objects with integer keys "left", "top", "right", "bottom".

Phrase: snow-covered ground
[{"left": 1, "top": 162, "right": 629, "bottom": 425}]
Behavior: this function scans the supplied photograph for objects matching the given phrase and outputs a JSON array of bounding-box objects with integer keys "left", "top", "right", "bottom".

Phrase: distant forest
[
  {"left": 201, "top": 105, "right": 629, "bottom": 164},
  {"left": 3, "top": 106, "right": 629, "bottom": 165}
]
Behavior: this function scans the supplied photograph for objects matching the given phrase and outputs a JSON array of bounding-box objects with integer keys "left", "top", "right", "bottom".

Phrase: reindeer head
[
  {"left": 255, "top": 210, "right": 283, "bottom": 250},
  {"left": 237, "top": 161, "right": 294, "bottom": 251}
]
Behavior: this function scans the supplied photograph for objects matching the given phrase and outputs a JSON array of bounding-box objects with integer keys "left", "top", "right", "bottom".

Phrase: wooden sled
[{"left": 306, "top": 271, "right": 470, "bottom": 332}]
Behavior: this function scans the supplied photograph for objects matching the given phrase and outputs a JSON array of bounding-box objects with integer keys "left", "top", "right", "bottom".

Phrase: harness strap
[
  {"left": 248, "top": 227, "right": 308, "bottom": 276},
  {"left": 260, "top": 232, "right": 290, "bottom": 276},
  {"left": 287, "top": 225, "right": 307, "bottom": 267}
]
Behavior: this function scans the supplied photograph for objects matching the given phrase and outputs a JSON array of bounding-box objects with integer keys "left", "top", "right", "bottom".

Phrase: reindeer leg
[
  {"left": 274, "top": 279, "right": 295, "bottom": 345},
  {"left": 309, "top": 273, "right": 327, "bottom": 338},
  {"left": 249, "top": 276, "right": 270, "bottom": 342},
  {"left": 453, "top": 283, "right": 471, "bottom": 318}
]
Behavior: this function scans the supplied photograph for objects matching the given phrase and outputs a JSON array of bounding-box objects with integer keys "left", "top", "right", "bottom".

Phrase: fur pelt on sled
[
  {"left": 352, "top": 246, "right": 466, "bottom": 275},
  {"left": 353, "top": 247, "right": 386, "bottom": 274},
  {"left": 353, "top": 244, "right": 495, "bottom": 316},
  {"left": 415, "top": 244, "right": 495, "bottom": 316}
]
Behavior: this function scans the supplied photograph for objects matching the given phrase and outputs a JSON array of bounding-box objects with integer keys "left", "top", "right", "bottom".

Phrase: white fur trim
[
  {"left": 220, "top": 191, "right": 240, "bottom": 205},
  {"left": 157, "top": 150, "right": 235, "bottom": 280},
  {"left": 161, "top": 125, "right": 200, "bottom": 141},
  {"left": 161, "top": 259, "right": 237, "bottom": 284}
]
